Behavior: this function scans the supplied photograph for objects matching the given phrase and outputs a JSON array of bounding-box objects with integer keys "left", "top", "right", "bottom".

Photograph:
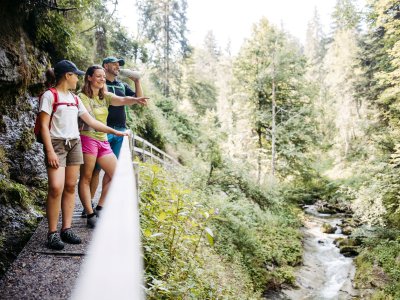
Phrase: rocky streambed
[{"left": 281, "top": 205, "right": 360, "bottom": 300}]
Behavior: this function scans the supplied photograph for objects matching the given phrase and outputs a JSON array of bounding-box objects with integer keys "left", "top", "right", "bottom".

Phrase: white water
[{"left": 282, "top": 206, "right": 358, "bottom": 300}]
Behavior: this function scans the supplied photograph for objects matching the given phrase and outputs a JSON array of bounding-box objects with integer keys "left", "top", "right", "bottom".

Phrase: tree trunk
[
  {"left": 271, "top": 77, "right": 276, "bottom": 178},
  {"left": 163, "top": 1, "right": 170, "bottom": 97},
  {"left": 257, "top": 128, "right": 262, "bottom": 185}
]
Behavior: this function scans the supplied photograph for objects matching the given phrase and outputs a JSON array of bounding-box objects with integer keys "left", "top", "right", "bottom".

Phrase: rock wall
[{"left": 0, "top": 1, "right": 50, "bottom": 276}]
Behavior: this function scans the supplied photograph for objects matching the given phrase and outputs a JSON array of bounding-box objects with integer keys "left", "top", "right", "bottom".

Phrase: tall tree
[
  {"left": 234, "top": 18, "right": 313, "bottom": 183},
  {"left": 332, "top": 0, "right": 361, "bottom": 31},
  {"left": 322, "top": 0, "right": 363, "bottom": 157},
  {"left": 137, "top": 0, "right": 190, "bottom": 97},
  {"left": 354, "top": 0, "right": 400, "bottom": 226}
]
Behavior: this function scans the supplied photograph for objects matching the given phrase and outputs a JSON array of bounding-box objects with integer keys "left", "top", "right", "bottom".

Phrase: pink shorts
[{"left": 80, "top": 135, "right": 113, "bottom": 158}]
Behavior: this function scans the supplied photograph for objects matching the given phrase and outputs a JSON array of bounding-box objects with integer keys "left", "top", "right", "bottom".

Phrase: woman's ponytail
[{"left": 45, "top": 68, "right": 56, "bottom": 88}]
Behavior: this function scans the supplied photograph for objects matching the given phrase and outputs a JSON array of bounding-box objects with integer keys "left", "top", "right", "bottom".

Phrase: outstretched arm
[
  {"left": 108, "top": 92, "right": 149, "bottom": 107},
  {"left": 80, "top": 112, "right": 128, "bottom": 136}
]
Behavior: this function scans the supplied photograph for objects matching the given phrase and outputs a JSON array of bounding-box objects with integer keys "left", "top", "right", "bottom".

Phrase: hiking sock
[
  {"left": 96, "top": 205, "right": 103, "bottom": 211},
  {"left": 87, "top": 213, "right": 96, "bottom": 218}
]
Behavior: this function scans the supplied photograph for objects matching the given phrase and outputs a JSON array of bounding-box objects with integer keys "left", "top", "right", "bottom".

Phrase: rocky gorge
[{"left": 0, "top": 1, "right": 49, "bottom": 276}]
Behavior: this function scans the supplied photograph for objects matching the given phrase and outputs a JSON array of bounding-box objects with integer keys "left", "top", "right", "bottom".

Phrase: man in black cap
[{"left": 85, "top": 56, "right": 144, "bottom": 215}]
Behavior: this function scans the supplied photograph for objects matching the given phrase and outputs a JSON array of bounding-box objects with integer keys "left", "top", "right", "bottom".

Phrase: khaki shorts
[{"left": 44, "top": 138, "right": 83, "bottom": 168}]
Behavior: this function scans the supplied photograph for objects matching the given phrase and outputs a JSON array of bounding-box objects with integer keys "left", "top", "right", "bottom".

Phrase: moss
[
  {"left": 0, "top": 116, "right": 6, "bottom": 133},
  {"left": 0, "top": 145, "right": 9, "bottom": 177},
  {"left": 0, "top": 179, "right": 38, "bottom": 208},
  {"left": 15, "top": 128, "right": 35, "bottom": 152}
]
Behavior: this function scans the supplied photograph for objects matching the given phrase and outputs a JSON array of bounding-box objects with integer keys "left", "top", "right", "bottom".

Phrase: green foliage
[
  {"left": 127, "top": 103, "right": 166, "bottom": 149},
  {"left": 211, "top": 196, "right": 302, "bottom": 291},
  {"left": 137, "top": 0, "right": 190, "bottom": 96},
  {"left": 355, "top": 237, "right": 400, "bottom": 298},
  {"left": 30, "top": 1, "right": 94, "bottom": 64},
  {"left": 332, "top": 0, "right": 361, "bottom": 31},
  {"left": 208, "top": 162, "right": 277, "bottom": 209},
  {"left": 187, "top": 79, "right": 218, "bottom": 114},
  {"left": 233, "top": 18, "right": 317, "bottom": 180},
  {"left": 155, "top": 96, "right": 199, "bottom": 143},
  {"left": 109, "top": 24, "right": 148, "bottom": 63},
  {"left": 139, "top": 162, "right": 262, "bottom": 299}
]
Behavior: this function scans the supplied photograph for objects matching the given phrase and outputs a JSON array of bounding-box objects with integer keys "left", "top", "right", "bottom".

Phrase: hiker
[
  {"left": 78, "top": 64, "right": 148, "bottom": 228},
  {"left": 38, "top": 60, "right": 127, "bottom": 250},
  {"left": 83, "top": 56, "right": 144, "bottom": 218}
]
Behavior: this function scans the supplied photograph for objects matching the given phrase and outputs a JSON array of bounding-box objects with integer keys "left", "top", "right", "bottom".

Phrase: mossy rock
[
  {"left": 334, "top": 237, "right": 345, "bottom": 245},
  {"left": 0, "top": 179, "right": 44, "bottom": 208},
  {"left": 340, "top": 246, "right": 359, "bottom": 257},
  {"left": 342, "top": 225, "right": 353, "bottom": 235},
  {"left": 335, "top": 237, "right": 362, "bottom": 247},
  {"left": 321, "top": 223, "right": 337, "bottom": 234}
]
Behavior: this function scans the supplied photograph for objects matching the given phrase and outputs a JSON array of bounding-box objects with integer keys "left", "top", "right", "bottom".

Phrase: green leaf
[
  {"left": 157, "top": 211, "right": 167, "bottom": 221},
  {"left": 204, "top": 227, "right": 214, "bottom": 246},
  {"left": 143, "top": 229, "right": 152, "bottom": 237}
]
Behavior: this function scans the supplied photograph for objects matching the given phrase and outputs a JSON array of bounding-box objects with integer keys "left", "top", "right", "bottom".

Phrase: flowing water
[{"left": 280, "top": 205, "right": 359, "bottom": 300}]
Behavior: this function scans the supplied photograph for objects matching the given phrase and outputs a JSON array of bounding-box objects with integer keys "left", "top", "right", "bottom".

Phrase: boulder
[
  {"left": 321, "top": 223, "right": 337, "bottom": 234},
  {"left": 340, "top": 246, "right": 359, "bottom": 257}
]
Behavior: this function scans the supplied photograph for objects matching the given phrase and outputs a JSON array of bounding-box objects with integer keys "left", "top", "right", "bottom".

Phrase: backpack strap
[
  {"left": 47, "top": 89, "right": 79, "bottom": 128},
  {"left": 107, "top": 81, "right": 126, "bottom": 95},
  {"left": 48, "top": 87, "right": 59, "bottom": 114}
]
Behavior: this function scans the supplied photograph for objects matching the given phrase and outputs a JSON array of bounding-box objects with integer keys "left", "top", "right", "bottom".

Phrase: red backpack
[{"left": 34, "top": 87, "right": 79, "bottom": 143}]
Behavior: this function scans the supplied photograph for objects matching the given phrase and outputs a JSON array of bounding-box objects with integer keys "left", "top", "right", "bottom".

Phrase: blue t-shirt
[{"left": 106, "top": 79, "right": 136, "bottom": 128}]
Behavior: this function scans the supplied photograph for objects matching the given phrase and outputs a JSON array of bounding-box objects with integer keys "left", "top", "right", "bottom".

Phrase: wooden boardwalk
[{"left": 0, "top": 186, "right": 101, "bottom": 300}]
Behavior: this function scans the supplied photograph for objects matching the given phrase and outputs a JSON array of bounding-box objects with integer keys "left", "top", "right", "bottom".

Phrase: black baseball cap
[
  {"left": 102, "top": 56, "right": 125, "bottom": 66},
  {"left": 54, "top": 60, "right": 85, "bottom": 76}
]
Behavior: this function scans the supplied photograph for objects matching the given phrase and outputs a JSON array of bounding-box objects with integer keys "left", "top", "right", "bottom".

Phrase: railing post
[
  {"left": 133, "top": 162, "right": 140, "bottom": 201},
  {"left": 142, "top": 139, "right": 146, "bottom": 162},
  {"left": 131, "top": 133, "right": 135, "bottom": 160}
]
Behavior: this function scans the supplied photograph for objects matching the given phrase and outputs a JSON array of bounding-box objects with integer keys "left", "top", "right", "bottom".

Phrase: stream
[{"left": 280, "top": 205, "right": 359, "bottom": 300}]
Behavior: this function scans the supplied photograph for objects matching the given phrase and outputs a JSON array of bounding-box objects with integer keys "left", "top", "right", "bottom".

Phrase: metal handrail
[
  {"left": 131, "top": 134, "right": 180, "bottom": 166},
  {"left": 71, "top": 132, "right": 179, "bottom": 299},
  {"left": 71, "top": 130, "right": 145, "bottom": 300}
]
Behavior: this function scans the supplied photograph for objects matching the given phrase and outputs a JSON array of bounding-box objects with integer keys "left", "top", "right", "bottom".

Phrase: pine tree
[
  {"left": 234, "top": 18, "right": 314, "bottom": 183},
  {"left": 137, "top": 0, "right": 190, "bottom": 97}
]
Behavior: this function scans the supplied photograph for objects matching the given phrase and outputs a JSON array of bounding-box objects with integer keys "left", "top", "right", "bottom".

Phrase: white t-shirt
[{"left": 40, "top": 90, "right": 88, "bottom": 139}]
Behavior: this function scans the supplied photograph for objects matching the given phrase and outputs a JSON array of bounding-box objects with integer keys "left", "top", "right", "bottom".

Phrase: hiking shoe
[
  {"left": 81, "top": 202, "right": 95, "bottom": 218},
  {"left": 95, "top": 206, "right": 102, "bottom": 218},
  {"left": 87, "top": 214, "right": 97, "bottom": 229},
  {"left": 60, "top": 228, "right": 82, "bottom": 244},
  {"left": 47, "top": 232, "right": 65, "bottom": 250}
]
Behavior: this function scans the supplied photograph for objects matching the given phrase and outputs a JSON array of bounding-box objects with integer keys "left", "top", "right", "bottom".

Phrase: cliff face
[{"left": 0, "top": 1, "right": 49, "bottom": 276}]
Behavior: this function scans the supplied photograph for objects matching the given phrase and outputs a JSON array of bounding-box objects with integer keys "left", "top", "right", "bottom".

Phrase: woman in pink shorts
[{"left": 78, "top": 65, "right": 148, "bottom": 228}]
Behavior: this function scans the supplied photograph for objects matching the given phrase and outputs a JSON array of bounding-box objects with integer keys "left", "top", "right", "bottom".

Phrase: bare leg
[
  {"left": 47, "top": 167, "right": 65, "bottom": 233},
  {"left": 61, "top": 165, "right": 80, "bottom": 230},
  {"left": 97, "top": 153, "right": 118, "bottom": 207},
  {"left": 90, "top": 168, "right": 101, "bottom": 199},
  {"left": 78, "top": 154, "right": 97, "bottom": 215}
]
